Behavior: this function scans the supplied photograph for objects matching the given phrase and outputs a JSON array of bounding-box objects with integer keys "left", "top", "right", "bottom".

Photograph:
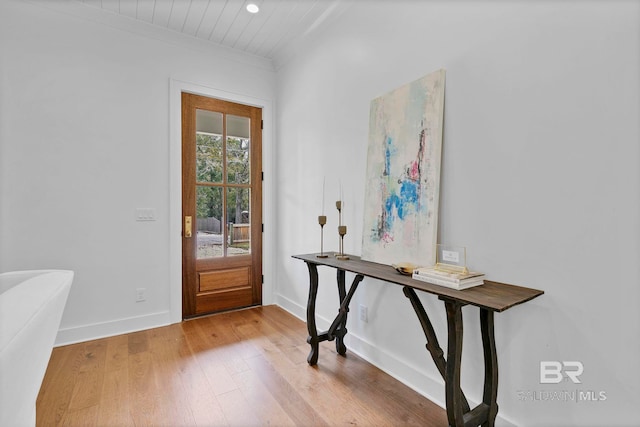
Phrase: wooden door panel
[
  {"left": 198, "top": 268, "right": 250, "bottom": 293},
  {"left": 195, "top": 287, "right": 253, "bottom": 315}
]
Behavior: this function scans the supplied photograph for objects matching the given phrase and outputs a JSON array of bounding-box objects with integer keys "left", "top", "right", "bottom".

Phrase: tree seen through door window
[{"left": 196, "top": 133, "right": 250, "bottom": 225}]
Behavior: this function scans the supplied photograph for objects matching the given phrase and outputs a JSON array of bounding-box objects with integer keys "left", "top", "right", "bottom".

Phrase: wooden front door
[{"left": 182, "top": 93, "right": 262, "bottom": 318}]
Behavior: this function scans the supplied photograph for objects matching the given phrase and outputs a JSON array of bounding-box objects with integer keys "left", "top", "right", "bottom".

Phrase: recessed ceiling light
[{"left": 246, "top": 3, "right": 259, "bottom": 14}]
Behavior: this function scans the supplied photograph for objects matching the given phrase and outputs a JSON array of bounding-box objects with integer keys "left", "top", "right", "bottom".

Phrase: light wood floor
[{"left": 37, "top": 305, "right": 447, "bottom": 426}]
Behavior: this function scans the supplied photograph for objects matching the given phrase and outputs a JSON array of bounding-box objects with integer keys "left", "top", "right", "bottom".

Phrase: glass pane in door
[
  {"left": 226, "top": 115, "right": 251, "bottom": 184},
  {"left": 196, "top": 186, "right": 223, "bottom": 259},
  {"left": 226, "top": 187, "right": 251, "bottom": 256},
  {"left": 196, "top": 110, "right": 223, "bottom": 184}
]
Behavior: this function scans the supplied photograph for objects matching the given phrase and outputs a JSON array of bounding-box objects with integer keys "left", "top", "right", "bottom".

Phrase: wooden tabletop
[{"left": 293, "top": 253, "right": 544, "bottom": 312}]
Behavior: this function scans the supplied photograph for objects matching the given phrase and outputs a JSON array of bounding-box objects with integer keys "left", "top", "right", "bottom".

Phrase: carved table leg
[
  {"left": 335, "top": 269, "right": 347, "bottom": 355},
  {"left": 481, "top": 308, "right": 498, "bottom": 427},
  {"left": 327, "top": 272, "right": 364, "bottom": 353},
  {"left": 404, "top": 287, "right": 470, "bottom": 413},
  {"left": 305, "top": 262, "right": 320, "bottom": 365},
  {"left": 444, "top": 299, "right": 466, "bottom": 427}
]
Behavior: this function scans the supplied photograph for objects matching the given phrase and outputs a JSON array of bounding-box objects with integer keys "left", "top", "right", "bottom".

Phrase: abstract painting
[{"left": 361, "top": 69, "right": 445, "bottom": 267}]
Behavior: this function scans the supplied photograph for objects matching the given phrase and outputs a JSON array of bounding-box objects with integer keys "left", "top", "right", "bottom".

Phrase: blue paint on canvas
[{"left": 372, "top": 131, "right": 427, "bottom": 244}]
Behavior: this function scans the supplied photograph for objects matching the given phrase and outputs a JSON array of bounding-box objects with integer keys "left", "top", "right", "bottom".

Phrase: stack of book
[{"left": 412, "top": 267, "right": 485, "bottom": 290}]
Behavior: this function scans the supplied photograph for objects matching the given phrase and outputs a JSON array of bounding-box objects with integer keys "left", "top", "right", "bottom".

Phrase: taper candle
[{"left": 322, "top": 177, "right": 325, "bottom": 215}]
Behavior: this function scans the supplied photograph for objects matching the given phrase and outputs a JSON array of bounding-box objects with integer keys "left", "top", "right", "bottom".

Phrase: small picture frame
[{"left": 435, "top": 244, "right": 469, "bottom": 274}]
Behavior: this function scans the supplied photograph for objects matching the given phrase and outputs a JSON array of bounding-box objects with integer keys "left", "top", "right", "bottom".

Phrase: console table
[{"left": 292, "top": 253, "right": 543, "bottom": 427}]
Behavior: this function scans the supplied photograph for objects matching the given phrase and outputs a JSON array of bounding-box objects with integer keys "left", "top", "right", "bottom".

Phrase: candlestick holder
[
  {"left": 336, "top": 225, "right": 349, "bottom": 260},
  {"left": 316, "top": 215, "right": 328, "bottom": 258},
  {"left": 334, "top": 201, "right": 343, "bottom": 258}
]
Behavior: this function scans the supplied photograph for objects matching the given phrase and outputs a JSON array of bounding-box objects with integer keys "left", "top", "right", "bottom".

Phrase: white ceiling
[{"left": 76, "top": 0, "right": 347, "bottom": 61}]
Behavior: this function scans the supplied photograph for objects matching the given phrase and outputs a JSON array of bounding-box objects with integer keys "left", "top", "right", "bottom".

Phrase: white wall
[
  {"left": 0, "top": 0, "right": 276, "bottom": 343},
  {"left": 275, "top": 1, "right": 640, "bottom": 426}
]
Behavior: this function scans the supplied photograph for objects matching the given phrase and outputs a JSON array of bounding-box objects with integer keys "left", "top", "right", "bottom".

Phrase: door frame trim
[{"left": 169, "top": 79, "right": 274, "bottom": 323}]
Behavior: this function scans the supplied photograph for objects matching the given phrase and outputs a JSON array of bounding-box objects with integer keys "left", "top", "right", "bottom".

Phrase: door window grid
[{"left": 195, "top": 110, "right": 251, "bottom": 259}]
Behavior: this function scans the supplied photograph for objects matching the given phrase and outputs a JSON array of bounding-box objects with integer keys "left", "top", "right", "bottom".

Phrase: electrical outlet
[
  {"left": 136, "top": 288, "right": 146, "bottom": 302},
  {"left": 359, "top": 304, "right": 368, "bottom": 323}
]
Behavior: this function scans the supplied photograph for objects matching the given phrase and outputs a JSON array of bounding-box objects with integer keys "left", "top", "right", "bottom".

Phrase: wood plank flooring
[{"left": 37, "top": 305, "right": 447, "bottom": 426}]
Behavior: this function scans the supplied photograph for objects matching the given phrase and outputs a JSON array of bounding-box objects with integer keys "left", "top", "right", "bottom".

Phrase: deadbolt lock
[{"left": 185, "top": 216, "right": 192, "bottom": 238}]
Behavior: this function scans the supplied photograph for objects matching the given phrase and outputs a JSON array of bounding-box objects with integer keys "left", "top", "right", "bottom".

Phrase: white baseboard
[
  {"left": 275, "top": 294, "right": 308, "bottom": 322},
  {"left": 275, "top": 294, "right": 515, "bottom": 427},
  {"left": 54, "top": 310, "right": 172, "bottom": 346}
]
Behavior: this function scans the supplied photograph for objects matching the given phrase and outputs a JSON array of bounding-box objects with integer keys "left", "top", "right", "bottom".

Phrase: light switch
[{"left": 135, "top": 208, "right": 157, "bottom": 221}]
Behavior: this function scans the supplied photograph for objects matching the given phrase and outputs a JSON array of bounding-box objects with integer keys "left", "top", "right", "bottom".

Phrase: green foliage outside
[{"left": 196, "top": 133, "right": 250, "bottom": 225}]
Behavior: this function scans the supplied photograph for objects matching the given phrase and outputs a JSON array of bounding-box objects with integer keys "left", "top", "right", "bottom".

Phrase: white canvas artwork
[{"left": 361, "top": 69, "right": 446, "bottom": 267}]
